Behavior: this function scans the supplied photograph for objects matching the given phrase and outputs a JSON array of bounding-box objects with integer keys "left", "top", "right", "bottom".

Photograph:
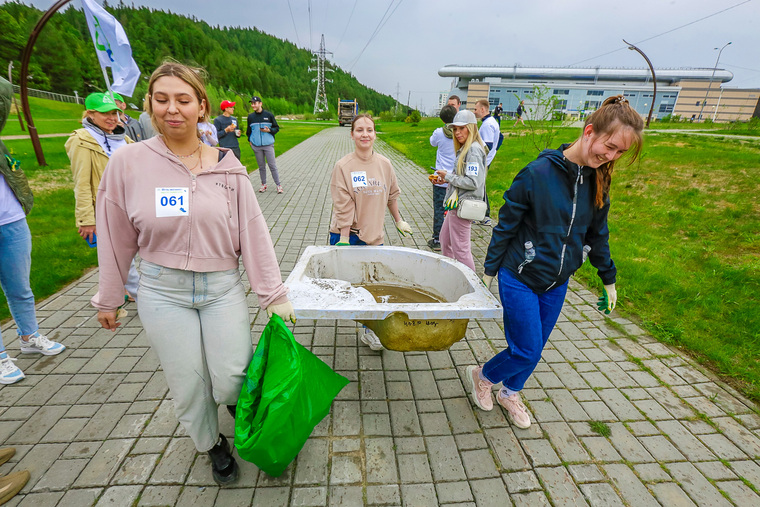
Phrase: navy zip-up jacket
[{"left": 483, "top": 144, "right": 616, "bottom": 293}]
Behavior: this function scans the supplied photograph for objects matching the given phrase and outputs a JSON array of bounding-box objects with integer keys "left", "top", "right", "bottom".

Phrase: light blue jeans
[
  {"left": 0, "top": 218, "right": 38, "bottom": 352},
  {"left": 136, "top": 260, "right": 253, "bottom": 452}
]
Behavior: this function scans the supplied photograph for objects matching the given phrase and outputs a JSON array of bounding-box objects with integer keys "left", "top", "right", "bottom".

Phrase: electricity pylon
[{"left": 309, "top": 34, "right": 333, "bottom": 114}]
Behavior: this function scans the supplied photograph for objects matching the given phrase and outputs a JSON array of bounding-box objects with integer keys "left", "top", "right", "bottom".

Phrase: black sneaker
[
  {"left": 427, "top": 238, "right": 442, "bottom": 251},
  {"left": 208, "top": 434, "right": 239, "bottom": 485}
]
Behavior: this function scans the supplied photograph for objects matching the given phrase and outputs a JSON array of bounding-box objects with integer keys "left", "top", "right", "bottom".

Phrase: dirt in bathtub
[{"left": 354, "top": 283, "right": 445, "bottom": 304}]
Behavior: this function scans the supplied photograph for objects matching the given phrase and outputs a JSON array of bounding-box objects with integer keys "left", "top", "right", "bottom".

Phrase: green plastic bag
[{"left": 234, "top": 314, "right": 349, "bottom": 476}]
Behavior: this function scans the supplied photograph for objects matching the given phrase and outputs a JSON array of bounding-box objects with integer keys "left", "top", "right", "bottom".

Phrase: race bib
[
  {"left": 466, "top": 163, "right": 480, "bottom": 176},
  {"left": 350, "top": 171, "right": 368, "bottom": 188},
  {"left": 155, "top": 188, "right": 189, "bottom": 217}
]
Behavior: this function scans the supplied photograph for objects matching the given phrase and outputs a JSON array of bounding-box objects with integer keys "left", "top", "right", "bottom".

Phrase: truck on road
[{"left": 338, "top": 98, "right": 358, "bottom": 126}]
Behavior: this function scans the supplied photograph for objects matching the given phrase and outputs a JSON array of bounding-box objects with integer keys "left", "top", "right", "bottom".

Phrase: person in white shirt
[
  {"left": 427, "top": 105, "right": 457, "bottom": 251},
  {"left": 474, "top": 99, "right": 501, "bottom": 226}
]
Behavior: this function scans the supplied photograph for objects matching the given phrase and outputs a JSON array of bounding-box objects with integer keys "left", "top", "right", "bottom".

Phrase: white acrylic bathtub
[{"left": 284, "top": 246, "right": 502, "bottom": 351}]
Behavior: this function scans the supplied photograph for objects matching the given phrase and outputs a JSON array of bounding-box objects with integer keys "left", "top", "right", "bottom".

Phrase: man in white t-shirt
[{"left": 474, "top": 99, "right": 501, "bottom": 226}]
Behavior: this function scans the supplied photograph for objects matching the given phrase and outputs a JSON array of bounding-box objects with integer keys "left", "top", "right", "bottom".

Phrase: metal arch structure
[
  {"left": 309, "top": 34, "right": 333, "bottom": 114},
  {"left": 19, "top": 0, "right": 75, "bottom": 166}
]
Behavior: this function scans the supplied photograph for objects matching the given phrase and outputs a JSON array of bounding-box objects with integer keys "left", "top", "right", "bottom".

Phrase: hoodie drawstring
[{"left": 225, "top": 171, "right": 232, "bottom": 218}]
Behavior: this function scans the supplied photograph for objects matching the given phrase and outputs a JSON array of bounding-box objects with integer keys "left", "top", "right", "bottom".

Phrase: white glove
[
  {"left": 395, "top": 220, "right": 413, "bottom": 236},
  {"left": 597, "top": 283, "right": 617, "bottom": 314},
  {"left": 605, "top": 284, "right": 617, "bottom": 312},
  {"left": 267, "top": 300, "right": 296, "bottom": 324},
  {"left": 482, "top": 275, "right": 493, "bottom": 288}
]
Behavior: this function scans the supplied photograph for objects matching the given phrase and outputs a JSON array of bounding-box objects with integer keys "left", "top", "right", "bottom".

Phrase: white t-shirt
[
  {"left": 0, "top": 174, "right": 25, "bottom": 226},
  {"left": 429, "top": 127, "right": 455, "bottom": 188},
  {"left": 478, "top": 115, "right": 500, "bottom": 166}
]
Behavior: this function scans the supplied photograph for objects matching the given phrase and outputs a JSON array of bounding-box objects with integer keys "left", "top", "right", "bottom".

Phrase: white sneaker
[
  {"left": 497, "top": 391, "right": 531, "bottom": 429},
  {"left": 19, "top": 332, "right": 65, "bottom": 356},
  {"left": 0, "top": 355, "right": 25, "bottom": 384},
  {"left": 360, "top": 328, "right": 384, "bottom": 351}
]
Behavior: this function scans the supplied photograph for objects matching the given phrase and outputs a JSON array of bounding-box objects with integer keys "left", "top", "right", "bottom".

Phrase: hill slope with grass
[{"left": 0, "top": 1, "right": 395, "bottom": 115}]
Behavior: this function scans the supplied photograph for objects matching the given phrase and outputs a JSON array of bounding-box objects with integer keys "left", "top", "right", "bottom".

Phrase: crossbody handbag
[{"left": 457, "top": 198, "right": 487, "bottom": 221}]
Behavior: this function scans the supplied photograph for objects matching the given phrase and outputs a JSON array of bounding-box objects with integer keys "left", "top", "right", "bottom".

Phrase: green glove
[{"left": 597, "top": 283, "right": 617, "bottom": 314}]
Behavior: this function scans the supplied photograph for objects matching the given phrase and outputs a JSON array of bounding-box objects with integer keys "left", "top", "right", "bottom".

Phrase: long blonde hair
[{"left": 453, "top": 123, "right": 486, "bottom": 175}]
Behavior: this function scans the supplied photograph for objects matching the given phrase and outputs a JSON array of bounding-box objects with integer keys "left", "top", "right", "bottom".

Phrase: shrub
[
  {"left": 748, "top": 117, "right": 760, "bottom": 131},
  {"left": 379, "top": 111, "right": 394, "bottom": 122},
  {"left": 316, "top": 110, "right": 334, "bottom": 121},
  {"left": 660, "top": 114, "right": 672, "bottom": 123},
  {"left": 405, "top": 110, "right": 421, "bottom": 125}
]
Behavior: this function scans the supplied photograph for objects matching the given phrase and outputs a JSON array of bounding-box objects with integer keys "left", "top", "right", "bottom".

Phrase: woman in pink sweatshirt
[{"left": 91, "top": 62, "right": 295, "bottom": 485}]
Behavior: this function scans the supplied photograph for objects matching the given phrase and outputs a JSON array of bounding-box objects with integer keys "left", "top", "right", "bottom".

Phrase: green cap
[
  {"left": 111, "top": 92, "right": 124, "bottom": 102},
  {"left": 84, "top": 93, "right": 120, "bottom": 112}
]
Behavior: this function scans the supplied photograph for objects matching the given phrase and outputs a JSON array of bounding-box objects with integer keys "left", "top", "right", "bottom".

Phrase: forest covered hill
[{"left": 0, "top": 1, "right": 397, "bottom": 115}]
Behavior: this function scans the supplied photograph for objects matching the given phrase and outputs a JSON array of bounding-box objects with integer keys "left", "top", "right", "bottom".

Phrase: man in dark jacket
[{"left": 246, "top": 96, "right": 283, "bottom": 193}]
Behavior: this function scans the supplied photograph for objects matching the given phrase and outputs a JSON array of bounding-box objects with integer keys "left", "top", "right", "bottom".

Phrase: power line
[
  {"left": 563, "top": 0, "right": 752, "bottom": 68},
  {"left": 722, "top": 62, "right": 760, "bottom": 73},
  {"left": 377, "top": 0, "right": 404, "bottom": 33},
  {"left": 308, "top": 0, "right": 313, "bottom": 51},
  {"left": 322, "top": 0, "right": 331, "bottom": 40},
  {"left": 335, "top": 0, "right": 358, "bottom": 54},
  {"left": 286, "top": 0, "right": 301, "bottom": 47},
  {"left": 347, "top": 0, "right": 404, "bottom": 72}
]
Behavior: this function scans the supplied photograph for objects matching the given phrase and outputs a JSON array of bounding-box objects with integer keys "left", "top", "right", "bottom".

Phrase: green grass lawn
[
  {"left": 380, "top": 118, "right": 760, "bottom": 402},
  {"left": 0, "top": 113, "right": 332, "bottom": 323},
  {"left": 4, "top": 94, "right": 84, "bottom": 136}
]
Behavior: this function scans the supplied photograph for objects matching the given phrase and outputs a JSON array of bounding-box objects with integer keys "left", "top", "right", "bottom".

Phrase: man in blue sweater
[
  {"left": 214, "top": 100, "right": 242, "bottom": 159},
  {"left": 246, "top": 96, "right": 282, "bottom": 193}
]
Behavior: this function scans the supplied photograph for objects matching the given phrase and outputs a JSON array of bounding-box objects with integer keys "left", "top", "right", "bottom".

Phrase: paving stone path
[{"left": 1, "top": 127, "right": 759, "bottom": 506}]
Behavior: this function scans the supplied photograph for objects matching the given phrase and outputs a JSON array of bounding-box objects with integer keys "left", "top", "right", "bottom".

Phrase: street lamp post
[
  {"left": 697, "top": 42, "right": 731, "bottom": 122},
  {"left": 623, "top": 39, "right": 656, "bottom": 128},
  {"left": 7, "top": 62, "right": 25, "bottom": 131}
]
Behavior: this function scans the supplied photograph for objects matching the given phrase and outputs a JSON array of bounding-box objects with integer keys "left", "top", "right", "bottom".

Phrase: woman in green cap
[{"left": 65, "top": 92, "right": 137, "bottom": 297}]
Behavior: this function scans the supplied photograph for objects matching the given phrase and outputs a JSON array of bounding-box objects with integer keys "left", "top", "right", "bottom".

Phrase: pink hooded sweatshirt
[{"left": 91, "top": 136, "right": 288, "bottom": 312}]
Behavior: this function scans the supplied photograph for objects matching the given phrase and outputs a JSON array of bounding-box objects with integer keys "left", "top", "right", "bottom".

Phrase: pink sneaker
[
  {"left": 497, "top": 391, "right": 531, "bottom": 429},
  {"left": 277, "top": 185, "right": 284, "bottom": 194},
  {"left": 465, "top": 365, "right": 493, "bottom": 411},
  {"left": 258, "top": 185, "right": 267, "bottom": 193}
]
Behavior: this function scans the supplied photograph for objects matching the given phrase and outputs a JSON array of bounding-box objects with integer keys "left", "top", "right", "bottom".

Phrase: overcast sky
[{"left": 18, "top": 0, "right": 760, "bottom": 112}]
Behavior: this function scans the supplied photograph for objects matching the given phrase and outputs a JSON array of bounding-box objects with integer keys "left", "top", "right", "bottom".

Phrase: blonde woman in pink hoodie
[{"left": 91, "top": 62, "right": 295, "bottom": 485}]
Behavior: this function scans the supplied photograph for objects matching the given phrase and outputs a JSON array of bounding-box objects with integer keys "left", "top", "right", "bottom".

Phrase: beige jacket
[{"left": 64, "top": 129, "right": 132, "bottom": 227}]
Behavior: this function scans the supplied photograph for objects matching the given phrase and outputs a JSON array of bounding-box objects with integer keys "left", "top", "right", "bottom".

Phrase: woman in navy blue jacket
[{"left": 467, "top": 95, "right": 643, "bottom": 428}]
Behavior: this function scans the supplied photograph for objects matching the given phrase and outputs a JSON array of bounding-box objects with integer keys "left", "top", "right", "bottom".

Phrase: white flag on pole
[{"left": 81, "top": 0, "right": 141, "bottom": 96}]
